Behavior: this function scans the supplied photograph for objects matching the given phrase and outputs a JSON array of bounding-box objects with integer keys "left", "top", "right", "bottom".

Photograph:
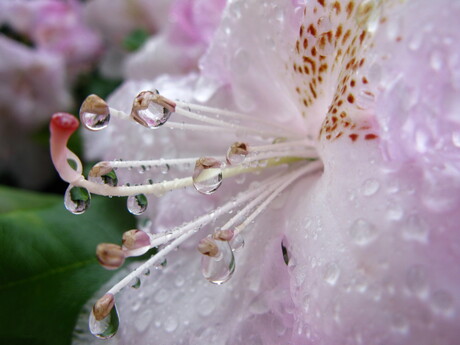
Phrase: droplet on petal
[
  {"left": 349, "top": 218, "right": 377, "bottom": 246},
  {"left": 226, "top": 142, "right": 249, "bottom": 165},
  {"left": 64, "top": 185, "right": 91, "bottom": 214},
  {"left": 127, "top": 194, "right": 148, "bottom": 215},
  {"left": 130, "top": 90, "right": 176, "bottom": 128},
  {"left": 79, "top": 94, "right": 110, "bottom": 131},
  {"left": 89, "top": 294, "right": 119, "bottom": 339},
  {"left": 193, "top": 157, "right": 224, "bottom": 194},
  {"left": 200, "top": 239, "right": 235, "bottom": 285}
]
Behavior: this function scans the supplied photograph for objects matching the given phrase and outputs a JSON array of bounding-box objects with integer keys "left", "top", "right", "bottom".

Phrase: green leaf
[{"left": 0, "top": 186, "right": 135, "bottom": 345}]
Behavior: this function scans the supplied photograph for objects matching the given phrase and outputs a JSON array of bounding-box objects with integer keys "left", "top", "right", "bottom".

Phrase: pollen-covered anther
[
  {"left": 197, "top": 237, "right": 220, "bottom": 257},
  {"left": 122, "top": 229, "right": 151, "bottom": 257},
  {"left": 96, "top": 243, "right": 125, "bottom": 270},
  {"left": 93, "top": 293, "right": 115, "bottom": 321},
  {"left": 212, "top": 229, "right": 235, "bottom": 242},
  {"left": 226, "top": 142, "right": 249, "bottom": 165},
  {"left": 79, "top": 94, "right": 111, "bottom": 131},
  {"left": 89, "top": 161, "right": 113, "bottom": 178},
  {"left": 130, "top": 90, "right": 177, "bottom": 129}
]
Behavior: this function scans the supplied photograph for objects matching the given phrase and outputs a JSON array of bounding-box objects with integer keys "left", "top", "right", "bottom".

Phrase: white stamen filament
[
  {"left": 174, "top": 100, "right": 303, "bottom": 137},
  {"left": 234, "top": 160, "right": 322, "bottom": 236},
  {"left": 110, "top": 106, "right": 301, "bottom": 139},
  {"left": 106, "top": 163, "right": 321, "bottom": 296}
]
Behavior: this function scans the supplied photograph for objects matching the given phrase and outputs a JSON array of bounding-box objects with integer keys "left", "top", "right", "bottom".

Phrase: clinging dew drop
[
  {"left": 64, "top": 185, "right": 91, "bottom": 214},
  {"left": 127, "top": 194, "right": 148, "bottom": 215},
  {"left": 201, "top": 240, "right": 235, "bottom": 284},
  {"left": 89, "top": 304, "right": 120, "bottom": 339}
]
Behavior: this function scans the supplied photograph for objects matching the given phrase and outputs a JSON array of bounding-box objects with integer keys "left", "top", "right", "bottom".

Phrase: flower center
[{"left": 50, "top": 89, "right": 323, "bottom": 339}]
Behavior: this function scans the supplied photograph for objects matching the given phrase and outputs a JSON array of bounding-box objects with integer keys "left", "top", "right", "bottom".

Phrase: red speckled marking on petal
[{"left": 290, "top": 0, "right": 387, "bottom": 143}]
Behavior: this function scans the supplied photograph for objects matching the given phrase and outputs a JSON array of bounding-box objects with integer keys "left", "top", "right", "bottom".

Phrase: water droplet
[
  {"left": 201, "top": 241, "right": 235, "bottom": 284},
  {"left": 386, "top": 203, "right": 404, "bottom": 221},
  {"left": 323, "top": 262, "right": 340, "bottom": 286},
  {"left": 64, "top": 185, "right": 91, "bottom": 214},
  {"left": 154, "top": 288, "right": 169, "bottom": 304},
  {"left": 131, "top": 90, "right": 174, "bottom": 128},
  {"left": 402, "top": 215, "right": 429, "bottom": 243},
  {"left": 356, "top": 90, "right": 376, "bottom": 110},
  {"left": 349, "top": 219, "right": 377, "bottom": 246},
  {"left": 197, "top": 297, "right": 215, "bottom": 317},
  {"left": 135, "top": 309, "right": 152, "bottom": 333},
  {"left": 452, "top": 132, "right": 460, "bottom": 147},
  {"left": 230, "top": 233, "right": 245, "bottom": 251},
  {"left": 80, "top": 94, "right": 110, "bottom": 131},
  {"left": 361, "top": 178, "right": 380, "bottom": 196},
  {"left": 430, "top": 50, "right": 443, "bottom": 71},
  {"left": 131, "top": 277, "right": 141, "bottom": 289},
  {"left": 163, "top": 316, "right": 178, "bottom": 333},
  {"left": 89, "top": 304, "right": 119, "bottom": 339},
  {"left": 431, "top": 290, "right": 454, "bottom": 317},
  {"left": 160, "top": 163, "right": 170, "bottom": 174},
  {"left": 193, "top": 158, "right": 223, "bottom": 195},
  {"left": 127, "top": 194, "right": 148, "bottom": 215},
  {"left": 143, "top": 268, "right": 150, "bottom": 276},
  {"left": 390, "top": 313, "right": 409, "bottom": 334},
  {"left": 226, "top": 142, "right": 249, "bottom": 165},
  {"left": 405, "top": 265, "right": 428, "bottom": 298}
]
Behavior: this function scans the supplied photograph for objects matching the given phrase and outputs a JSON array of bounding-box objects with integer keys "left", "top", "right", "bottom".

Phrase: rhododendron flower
[
  {"left": 49, "top": 0, "right": 460, "bottom": 344},
  {"left": 1, "top": 0, "right": 102, "bottom": 75}
]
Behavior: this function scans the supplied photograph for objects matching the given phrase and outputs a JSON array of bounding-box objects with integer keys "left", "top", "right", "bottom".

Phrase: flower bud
[
  {"left": 212, "top": 229, "right": 235, "bottom": 242},
  {"left": 93, "top": 293, "right": 115, "bottom": 321},
  {"left": 96, "top": 243, "right": 125, "bottom": 270}
]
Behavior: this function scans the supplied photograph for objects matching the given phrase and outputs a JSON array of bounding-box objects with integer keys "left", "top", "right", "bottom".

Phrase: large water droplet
[
  {"left": 64, "top": 185, "right": 91, "bottom": 214},
  {"left": 226, "top": 142, "right": 249, "bottom": 165},
  {"left": 349, "top": 218, "right": 377, "bottom": 246},
  {"left": 89, "top": 304, "right": 119, "bottom": 339},
  {"left": 201, "top": 240, "right": 235, "bottom": 284},
  {"left": 80, "top": 94, "right": 110, "bottom": 131},
  {"left": 127, "top": 194, "right": 148, "bottom": 215},
  {"left": 193, "top": 158, "right": 223, "bottom": 195},
  {"left": 130, "top": 90, "right": 174, "bottom": 128}
]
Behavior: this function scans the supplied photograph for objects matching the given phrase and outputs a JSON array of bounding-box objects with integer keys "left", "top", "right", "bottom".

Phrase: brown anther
[
  {"left": 93, "top": 293, "right": 115, "bottom": 321},
  {"left": 197, "top": 237, "right": 219, "bottom": 257},
  {"left": 89, "top": 162, "right": 113, "bottom": 178},
  {"left": 122, "top": 229, "right": 150, "bottom": 251},
  {"left": 96, "top": 243, "right": 125, "bottom": 270},
  {"left": 195, "top": 157, "right": 222, "bottom": 170},
  {"left": 212, "top": 229, "right": 235, "bottom": 242},
  {"left": 80, "top": 94, "right": 109, "bottom": 117}
]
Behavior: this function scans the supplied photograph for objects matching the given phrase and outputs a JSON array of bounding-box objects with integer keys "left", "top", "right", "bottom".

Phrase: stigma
[{"left": 50, "top": 90, "right": 323, "bottom": 339}]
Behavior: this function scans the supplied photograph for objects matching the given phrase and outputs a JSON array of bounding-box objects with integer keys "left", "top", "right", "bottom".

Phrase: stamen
[
  {"left": 122, "top": 229, "right": 151, "bottom": 257},
  {"left": 96, "top": 243, "right": 125, "bottom": 270}
]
